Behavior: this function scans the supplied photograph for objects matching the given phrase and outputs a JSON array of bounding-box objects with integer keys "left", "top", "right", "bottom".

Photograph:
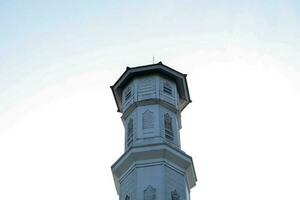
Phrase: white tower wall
[{"left": 111, "top": 63, "right": 197, "bottom": 200}]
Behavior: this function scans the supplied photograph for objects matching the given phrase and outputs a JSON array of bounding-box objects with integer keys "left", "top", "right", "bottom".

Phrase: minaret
[{"left": 111, "top": 62, "right": 197, "bottom": 200}]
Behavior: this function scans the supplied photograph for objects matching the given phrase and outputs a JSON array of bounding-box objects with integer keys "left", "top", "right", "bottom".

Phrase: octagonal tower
[{"left": 111, "top": 62, "right": 197, "bottom": 200}]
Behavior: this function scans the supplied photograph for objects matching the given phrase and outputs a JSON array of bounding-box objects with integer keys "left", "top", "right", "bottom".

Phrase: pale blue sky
[
  {"left": 1, "top": 0, "right": 300, "bottom": 64},
  {"left": 1, "top": 0, "right": 300, "bottom": 113},
  {"left": 1, "top": 1, "right": 300, "bottom": 200}
]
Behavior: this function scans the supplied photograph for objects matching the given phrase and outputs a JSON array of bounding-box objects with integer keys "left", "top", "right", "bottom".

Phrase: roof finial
[{"left": 152, "top": 56, "right": 155, "bottom": 64}]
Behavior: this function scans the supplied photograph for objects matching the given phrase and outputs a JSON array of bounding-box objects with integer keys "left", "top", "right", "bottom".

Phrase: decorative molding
[{"left": 121, "top": 98, "right": 179, "bottom": 119}]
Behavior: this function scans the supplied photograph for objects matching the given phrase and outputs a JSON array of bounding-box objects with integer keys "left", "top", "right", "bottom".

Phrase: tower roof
[{"left": 111, "top": 62, "right": 192, "bottom": 112}]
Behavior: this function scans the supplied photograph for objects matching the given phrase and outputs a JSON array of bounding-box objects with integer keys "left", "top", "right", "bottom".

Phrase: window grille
[
  {"left": 125, "top": 87, "right": 132, "bottom": 101},
  {"left": 127, "top": 118, "right": 133, "bottom": 147},
  {"left": 164, "top": 113, "right": 174, "bottom": 141},
  {"left": 163, "top": 81, "right": 172, "bottom": 95}
]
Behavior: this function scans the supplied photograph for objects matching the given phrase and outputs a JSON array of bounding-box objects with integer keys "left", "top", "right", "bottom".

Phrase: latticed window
[
  {"left": 164, "top": 113, "right": 174, "bottom": 141},
  {"left": 163, "top": 81, "right": 172, "bottom": 95},
  {"left": 127, "top": 118, "right": 133, "bottom": 147}
]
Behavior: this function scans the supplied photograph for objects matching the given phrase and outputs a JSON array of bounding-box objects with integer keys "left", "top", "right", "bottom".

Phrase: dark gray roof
[{"left": 111, "top": 62, "right": 192, "bottom": 112}]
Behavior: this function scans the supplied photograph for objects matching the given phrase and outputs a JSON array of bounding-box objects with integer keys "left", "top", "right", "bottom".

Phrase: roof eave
[
  {"left": 111, "top": 62, "right": 192, "bottom": 112},
  {"left": 110, "top": 85, "right": 121, "bottom": 112}
]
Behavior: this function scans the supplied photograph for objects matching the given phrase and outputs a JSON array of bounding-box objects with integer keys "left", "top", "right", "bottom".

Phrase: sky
[{"left": 0, "top": 1, "right": 300, "bottom": 199}]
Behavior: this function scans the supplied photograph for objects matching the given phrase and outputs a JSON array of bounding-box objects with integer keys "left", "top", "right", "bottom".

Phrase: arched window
[
  {"left": 144, "top": 185, "right": 156, "bottom": 200},
  {"left": 127, "top": 118, "right": 133, "bottom": 147},
  {"left": 163, "top": 81, "right": 172, "bottom": 95},
  {"left": 164, "top": 113, "right": 174, "bottom": 141},
  {"left": 142, "top": 110, "right": 154, "bottom": 129}
]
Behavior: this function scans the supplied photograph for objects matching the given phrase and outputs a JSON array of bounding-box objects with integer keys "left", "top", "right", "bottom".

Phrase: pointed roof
[{"left": 111, "top": 62, "right": 192, "bottom": 112}]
